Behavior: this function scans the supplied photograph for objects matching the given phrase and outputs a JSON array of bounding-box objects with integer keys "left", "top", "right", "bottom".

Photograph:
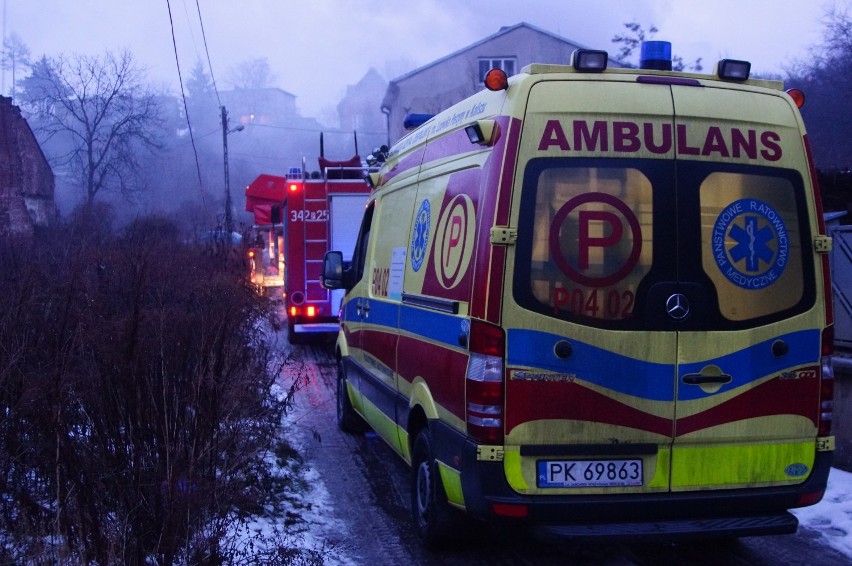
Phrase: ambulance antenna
[
  {"left": 354, "top": 130, "right": 359, "bottom": 156},
  {"left": 320, "top": 132, "right": 325, "bottom": 158}
]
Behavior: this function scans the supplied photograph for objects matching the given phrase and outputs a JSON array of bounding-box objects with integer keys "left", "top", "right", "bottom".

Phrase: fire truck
[{"left": 245, "top": 150, "right": 372, "bottom": 343}]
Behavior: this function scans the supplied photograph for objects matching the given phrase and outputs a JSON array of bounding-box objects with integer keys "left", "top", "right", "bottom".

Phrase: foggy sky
[{"left": 1, "top": 0, "right": 839, "bottom": 119}]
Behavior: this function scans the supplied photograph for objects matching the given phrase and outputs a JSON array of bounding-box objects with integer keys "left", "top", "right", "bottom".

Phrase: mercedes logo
[{"left": 666, "top": 293, "right": 690, "bottom": 320}]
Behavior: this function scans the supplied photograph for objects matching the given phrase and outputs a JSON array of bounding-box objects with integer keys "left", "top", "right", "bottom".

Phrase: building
[
  {"left": 0, "top": 96, "right": 56, "bottom": 238},
  {"left": 336, "top": 68, "right": 388, "bottom": 156},
  {"left": 380, "top": 22, "right": 623, "bottom": 144}
]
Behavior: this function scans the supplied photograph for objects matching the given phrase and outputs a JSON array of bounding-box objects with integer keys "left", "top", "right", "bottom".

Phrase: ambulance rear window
[
  {"left": 699, "top": 171, "right": 806, "bottom": 321},
  {"left": 513, "top": 158, "right": 815, "bottom": 330},
  {"left": 516, "top": 159, "right": 655, "bottom": 326}
]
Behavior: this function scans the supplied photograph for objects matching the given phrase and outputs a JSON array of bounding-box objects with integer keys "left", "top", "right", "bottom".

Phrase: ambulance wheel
[
  {"left": 336, "top": 359, "right": 363, "bottom": 433},
  {"left": 412, "top": 428, "right": 460, "bottom": 547}
]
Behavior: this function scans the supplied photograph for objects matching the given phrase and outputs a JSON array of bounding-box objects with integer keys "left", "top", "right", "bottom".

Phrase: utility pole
[{"left": 221, "top": 105, "right": 233, "bottom": 235}]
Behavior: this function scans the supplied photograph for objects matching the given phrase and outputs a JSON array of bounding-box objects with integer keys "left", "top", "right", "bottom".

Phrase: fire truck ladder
[{"left": 303, "top": 180, "right": 331, "bottom": 303}]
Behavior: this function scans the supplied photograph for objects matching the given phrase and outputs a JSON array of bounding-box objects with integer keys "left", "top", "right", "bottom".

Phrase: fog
[
  {"left": 3, "top": 0, "right": 834, "bottom": 117},
  {"left": 1, "top": 0, "right": 843, "bottom": 227}
]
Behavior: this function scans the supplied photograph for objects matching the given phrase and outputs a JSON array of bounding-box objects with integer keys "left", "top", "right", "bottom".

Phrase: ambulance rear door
[
  {"left": 504, "top": 78, "right": 679, "bottom": 496},
  {"left": 668, "top": 83, "right": 821, "bottom": 492}
]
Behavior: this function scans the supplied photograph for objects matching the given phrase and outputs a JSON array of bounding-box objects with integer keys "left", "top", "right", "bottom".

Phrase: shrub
[{"left": 0, "top": 210, "right": 293, "bottom": 564}]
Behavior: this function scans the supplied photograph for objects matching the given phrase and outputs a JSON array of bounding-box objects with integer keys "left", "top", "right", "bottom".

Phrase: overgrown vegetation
[{"left": 0, "top": 209, "right": 317, "bottom": 564}]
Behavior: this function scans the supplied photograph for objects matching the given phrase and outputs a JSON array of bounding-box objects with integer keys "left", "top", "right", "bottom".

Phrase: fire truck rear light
[
  {"left": 306, "top": 306, "right": 317, "bottom": 317},
  {"left": 717, "top": 59, "right": 751, "bottom": 81},
  {"left": 288, "top": 183, "right": 300, "bottom": 192},
  {"left": 787, "top": 88, "right": 806, "bottom": 108},
  {"left": 572, "top": 49, "right": 608, "bottom": 72},
  {"left": 289, "top": 306, "right": 297, "bottom": 317}
]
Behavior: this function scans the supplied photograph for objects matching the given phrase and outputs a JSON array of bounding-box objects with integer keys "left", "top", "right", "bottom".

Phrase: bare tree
[
  {"left": 227, "top": 56, "right": 276, "bottom": 90},
  {"left": 18, "top": 49, "right": 165, "bottom": 204},
  {"left": 1, "top": 32, "right": 31, "bottom": 102}
]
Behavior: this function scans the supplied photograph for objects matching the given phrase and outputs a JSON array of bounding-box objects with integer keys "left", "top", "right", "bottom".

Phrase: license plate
[{"left": 537, "top": 459, "right": 643, "bottom": 488}]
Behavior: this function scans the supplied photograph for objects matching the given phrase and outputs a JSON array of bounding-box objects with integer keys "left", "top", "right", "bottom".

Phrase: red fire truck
[{"left": 245, "top": 153, "right": 371, "bottom": 343}]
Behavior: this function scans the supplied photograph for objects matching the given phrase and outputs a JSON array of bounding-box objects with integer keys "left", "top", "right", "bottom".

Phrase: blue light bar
[
  {"left": 640, "top": 41, "right": 672, "bottom": 71},
  {"left": 403, "top": 113, "right": 433, "bottom": 130}
]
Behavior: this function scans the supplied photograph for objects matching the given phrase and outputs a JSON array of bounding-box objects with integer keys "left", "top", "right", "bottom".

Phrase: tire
[
  {"left": 336, "top": 359, "right": 364, "bottom": 433},
  {"left": 411, "top": 428, "right": 461, "bottom": 547}
]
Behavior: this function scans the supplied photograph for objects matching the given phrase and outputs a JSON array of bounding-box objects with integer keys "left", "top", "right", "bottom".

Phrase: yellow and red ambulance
[{"left": 322, "top": 41, "right": 835, "bottom": 545}]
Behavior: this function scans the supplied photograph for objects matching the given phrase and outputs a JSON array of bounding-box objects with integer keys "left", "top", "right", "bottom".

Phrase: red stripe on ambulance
[
  {"left": 675, "top": 369, "right": 821, "bottom": 436},
  {"left": 505, "top": 378, "right": 672, "bottom": 437},
  {"left": 397, "top": 335, "right": 468, "bottom": 420}
]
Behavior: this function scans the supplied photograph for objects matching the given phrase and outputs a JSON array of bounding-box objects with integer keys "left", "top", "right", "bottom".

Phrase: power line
[
  {"left": 166, "top": 0, "right": 210, "bottom": 221},
  {"left": 194, "top": 0, "right": 221, "bottom": 106}
]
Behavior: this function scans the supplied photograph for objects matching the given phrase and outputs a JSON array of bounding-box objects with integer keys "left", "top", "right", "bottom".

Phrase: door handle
[
  {"left": 682, "top": 373, "right": 732, "bottom": 385},
  {"left": 362, "top": 300, "right": 370, "bottom": 319}
]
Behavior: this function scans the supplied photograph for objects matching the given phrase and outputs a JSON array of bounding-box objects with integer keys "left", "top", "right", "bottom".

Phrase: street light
[{"left": 221, "top": 105, "right": 244, "bottom": 236}]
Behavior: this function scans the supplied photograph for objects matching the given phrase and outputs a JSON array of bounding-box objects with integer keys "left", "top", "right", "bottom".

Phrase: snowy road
[{"left": 274, "top": 329, "right": 852, "bottom": 565}]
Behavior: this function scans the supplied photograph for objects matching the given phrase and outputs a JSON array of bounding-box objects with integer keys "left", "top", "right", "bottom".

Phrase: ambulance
[{"left": 321, "top": 41, "right": 835, "bottom": 545}]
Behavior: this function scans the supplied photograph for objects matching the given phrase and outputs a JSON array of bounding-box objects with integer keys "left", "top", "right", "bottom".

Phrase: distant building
[
  {"left": 381, "top": 22, "right": 624, "bottom": 144},
  {"left": 336, "top": 68, "right": 388, "bottom": 153},
  {"left": 0, "top": 96, "right": 56, "bottom": 238},
  {"left": 221, "top": 87, "right": 302, "bottom": 128}
]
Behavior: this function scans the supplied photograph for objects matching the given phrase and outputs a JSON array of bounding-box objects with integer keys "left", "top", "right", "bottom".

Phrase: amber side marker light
[
  {"left": 787, "top": 88, "right": 806, "bottom": 109},
  {"left": 484, "top": 68, "right": 508, "bottom": 91}
]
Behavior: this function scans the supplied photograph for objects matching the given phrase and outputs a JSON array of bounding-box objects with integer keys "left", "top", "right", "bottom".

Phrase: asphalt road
[{"left": 278, "top": 331, "right": 850, "bottom": 566}]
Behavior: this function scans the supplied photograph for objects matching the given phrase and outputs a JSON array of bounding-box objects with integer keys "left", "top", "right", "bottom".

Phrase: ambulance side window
[{"left": 350, "top": 202, "right": 375, "bottom": 286}]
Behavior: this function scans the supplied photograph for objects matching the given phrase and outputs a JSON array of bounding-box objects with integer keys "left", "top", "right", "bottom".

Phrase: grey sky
[{"left": 1, "top": 0, "right": 840, "bottom": 118}]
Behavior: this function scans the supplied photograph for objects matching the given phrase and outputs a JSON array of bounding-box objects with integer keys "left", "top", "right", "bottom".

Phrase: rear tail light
[
  {"left": 466, "top": 320, "right": 505, "bottom": 444},
  {"left": 804, "top": 133, "right": 834, "bottom": 437},
  {"left": 289, "top": 305, "right": 320, "bottom": 318},
  {"left": 819, "top": 328, "right": 834, "bottom": 436},
  {"left": 796, "top": 490, "right": 826, "bottom": 507}
]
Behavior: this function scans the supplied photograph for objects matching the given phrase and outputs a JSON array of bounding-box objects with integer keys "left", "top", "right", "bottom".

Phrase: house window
[{"left": 478, "top": 58, "right": 516, "bottom": 82}]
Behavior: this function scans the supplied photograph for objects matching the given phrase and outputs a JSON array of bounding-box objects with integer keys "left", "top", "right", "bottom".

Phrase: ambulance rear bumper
[
  {"left": 449, "top": 427, "right": 832, "bottom": 541},
  {"left": 529, "top": 512, "right": 798, "bottom": 542}
]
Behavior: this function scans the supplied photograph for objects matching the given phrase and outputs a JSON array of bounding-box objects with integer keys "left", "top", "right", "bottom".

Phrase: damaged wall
[{"left": 0, "top": 96, "right": 56, "bottom": 238}]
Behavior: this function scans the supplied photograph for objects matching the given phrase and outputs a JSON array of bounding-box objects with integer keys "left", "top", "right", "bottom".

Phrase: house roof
[{"left": 387, "top": 22, "right": 601, "bottom": 85}]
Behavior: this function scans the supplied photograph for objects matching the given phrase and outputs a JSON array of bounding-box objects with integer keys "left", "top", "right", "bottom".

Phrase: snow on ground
[
  {"left": 275, "top": 417, "right": 852, "bottom": 562},
  {"left": 791, "top": 466, "right": 852, "bottom": 558}
]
